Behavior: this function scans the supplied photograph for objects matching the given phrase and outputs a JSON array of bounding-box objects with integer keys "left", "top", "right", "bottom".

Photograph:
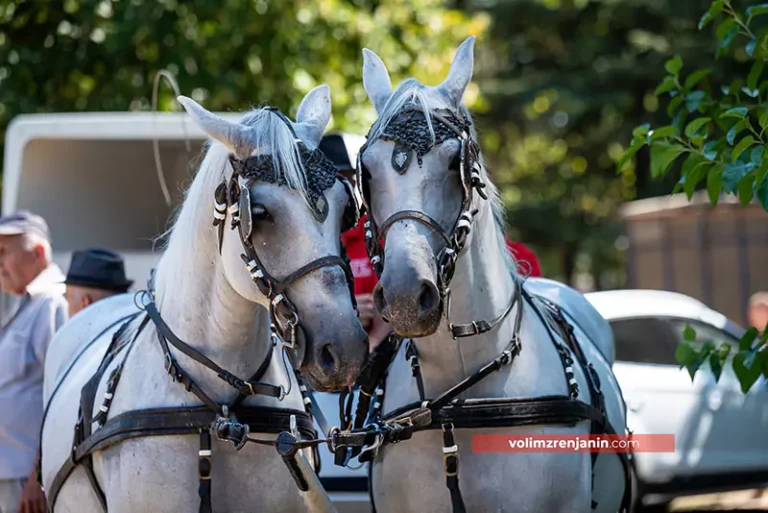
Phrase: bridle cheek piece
[{"left": 355, "top": 104, "right": 488, "bottom": 335}]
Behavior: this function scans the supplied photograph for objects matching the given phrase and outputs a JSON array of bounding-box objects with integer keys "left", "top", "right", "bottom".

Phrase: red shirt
[
  {"left": 341, "top": 215, "right": 380, "bottom": 295},
  {"left": 341, "top": 216, "right": 542, "bottom": 294}
]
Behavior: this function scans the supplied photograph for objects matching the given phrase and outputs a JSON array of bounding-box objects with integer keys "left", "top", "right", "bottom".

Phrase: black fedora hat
[
  {"left": 319, "top": 133, "right": 354, "bottom": 173},
  {"left": 65, "top": 248, "right": 134, "bottom": 292}
]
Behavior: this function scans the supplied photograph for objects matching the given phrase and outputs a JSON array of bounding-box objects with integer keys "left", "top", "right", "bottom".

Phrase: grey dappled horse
[
  {"left": 41, "top": 85, "right": 368, "bottom": 513},
  {"left": 353, "top": 36, "right": 631, "bottom": 513}
]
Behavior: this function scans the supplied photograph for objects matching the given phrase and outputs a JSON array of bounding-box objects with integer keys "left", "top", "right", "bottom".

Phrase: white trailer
[{"left": 2, "top": 112, "right": 370, "bottom": 512}]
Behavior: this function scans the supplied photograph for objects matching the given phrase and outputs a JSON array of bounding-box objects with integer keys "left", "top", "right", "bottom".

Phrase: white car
[
  {"left": 585, "top": 289, "right": 768, "bottom": 512},
  {"left": 312, "top": 289, "right": 768, "bottom": 513}
]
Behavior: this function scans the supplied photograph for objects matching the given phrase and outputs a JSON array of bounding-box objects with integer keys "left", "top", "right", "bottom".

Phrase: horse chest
[{"left": 371, "top": 426, "right": 594, "bottom": 513}]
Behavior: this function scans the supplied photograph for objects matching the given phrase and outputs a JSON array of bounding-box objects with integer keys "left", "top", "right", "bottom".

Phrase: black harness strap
[
  {"left": 442, "top": 423, "right": 465, "bottom": 513},
  {"left": 145, "top": 302, "right": 283, "bottom": 403},
  {"left": 198, "top": 429, "right": 212, "bottom": 513}
]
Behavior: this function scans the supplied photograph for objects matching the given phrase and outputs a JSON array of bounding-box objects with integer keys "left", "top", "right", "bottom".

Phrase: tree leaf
[
  {"left": 748, "top": 60, "right": 765, "bottom": 92},
  {"left": 685, "top": 117, "right": 711, "bottom": 137},
  {"left": 700, "top": 0, "right": 725, "bottom": 29},
  {"left": 721, "top": 107, "right": 748, "bottom": 119},
  {"left": 752, "top": 147, "right": 765, "bottom": 167},
  {"left": 707, "top": 163, "right": 724, "bottom": 205},
  {"left": 738, "top": 172, "right": 755, "bottom": 206},
  {"left": 723, "top": 161, "right": 750, "bottom": 193},
  {"left": 740, "top": 327, "right": 759, "bottom": 351},
  {"left": 649, "top": 125, "right": 678, "bottom": 141},
  {"left": 757, "top": 165, "right": 768, "bottom": 190},
  {"left": 651, "top": 143, "right": 687, "bottom": 178},
  {"left": 654, "top": 76, "right": 678, "bottom": 96},
  {"left": 703, "top": 140, "right": 720, "bottom": 161},
  {"left": 746, "top": 3, "right": 768, "bottom": 18},
  {"left": 684, "top": 324, "right": 697, "bottom": 341},
  {"left": 734, "top": 351, "right": 763, "bottom": 393},
  {"left": 709, "top": 351, "right": 724, "bottom": 382},
  {"left": 684, "top": 160, "right": 710, "bottom": 199},
  {"left": 632, "top": 124, "right": 651, "bottom": 138},
  {"left": 717, "top": 25, "right": 740, "bottom": 58},
  {"left": 684, "top": 69, "right": 711, "bottom": 91},
  {"left": 758, "top": 174, "right": 768, "bottom": 211},
  {"left": 667, "top": 96, "right": 684, "bottom": 117},
  {"left": 716, "top": 18, "right": 737, "bottom": 42},
  {"left": 685, "top": 90, "right": 706, "bottom": 112},
  {"left": 676, "top": 342, "right": 697, "bottom": 366},
  {"left": 733, "top": 136, "right": 756, "bottom": 162},
  {"left": 759, "top": 111, "right": 768, "bottom": 131},
  {"left": 665, "top": 55, "right": 683, "bottom": 77},
  {"left": 727, "top": 119, "right": 749, "bottom": 145},
  {"left": 616, "top": 139, "right": 645, "bottom": 173},
  {"left": 747, "top": 39, "right": 758, "bottom": 57}
]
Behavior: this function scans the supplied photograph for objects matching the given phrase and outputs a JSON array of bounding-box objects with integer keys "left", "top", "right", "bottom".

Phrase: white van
[{"left": 2, "top": 112, "right": 371, "bottom": 512}]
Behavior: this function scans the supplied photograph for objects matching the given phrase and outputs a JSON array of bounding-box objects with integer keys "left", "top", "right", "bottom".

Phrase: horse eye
[{"left": 252, "top": 204, "right": 272, "bottom": 222}]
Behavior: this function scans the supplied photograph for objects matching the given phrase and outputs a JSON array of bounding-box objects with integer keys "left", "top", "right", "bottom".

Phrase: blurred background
[
  {"left": 3, "top": 2, "right": 768, "bottom": 512},
  {"left": 1, "top": 0, "right": 767, "bottom": 327}
]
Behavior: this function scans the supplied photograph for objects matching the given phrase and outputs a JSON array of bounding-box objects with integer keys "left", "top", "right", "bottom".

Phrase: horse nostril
[
  {"left": 418, "top": 281, "right": 439, "bottom": 313},
  {"left": 373, "top": 283, "right": 387, "bottom": 313},
  {"left": 318, "top": 343, "right": 338, "bottom": 371}
]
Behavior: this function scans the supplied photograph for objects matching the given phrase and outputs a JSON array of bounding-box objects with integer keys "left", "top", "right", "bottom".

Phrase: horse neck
[
  {"left": 151, "top": 253, "right": 279, "bottom": 402},
  {"left": 411, "top": 197, "right": 521, "bottom": 396}
]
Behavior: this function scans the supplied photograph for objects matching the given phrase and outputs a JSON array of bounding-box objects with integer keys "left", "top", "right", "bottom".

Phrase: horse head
[
  {"left": 358, "top": 36, "right": 490, "bottom": 337},
  {"left": 176, "top": 85, "right": 368, "bottom": 392}
]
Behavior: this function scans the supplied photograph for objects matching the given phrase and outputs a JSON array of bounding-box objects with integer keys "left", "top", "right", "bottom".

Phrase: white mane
[
  {"left": 367, "top": 80, "right": 519, "bottom": 276},
  {"left": 151, "top": 108, "right": 314, "bottom": 311}
]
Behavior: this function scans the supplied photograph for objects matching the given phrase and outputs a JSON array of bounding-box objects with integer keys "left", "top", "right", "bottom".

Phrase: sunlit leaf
[
  {"left": 650, "top": 143, "right": 686, "bottom": 178},
  {"left": 654, "top": 76, "right": 678, "bottom": 96},
  {"left": 665, "top": 55, "right": 683, "bottom": 77},
  {"left": 721, "top": 107, "right": 748, "bottom": 119},
  {"left": 738, "top": 173, "right": 756, "bottom": 206},
  {"left": 699, "top": 0, "right": 724, "bottom": 29},
  {"left": 649, "top": 125, "right": 678, "bottom": 141},
  {"left": 733, "top": 136, "right": 756, "bottom": 162},
  {"left": 707, "top": 163, "right": 724, "bottom": 205},
  {"left": 685, "top": 117, "right": 711, "bottom": 137},
  {"left": 685, "top": 90, "right": 706, "bottom": 112},
  {"left": 746, "top": 3, "right": 768, "bottom": 18}
]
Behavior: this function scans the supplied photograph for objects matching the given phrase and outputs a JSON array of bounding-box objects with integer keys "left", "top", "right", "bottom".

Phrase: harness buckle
[{"left": 443, "top": 445, "right": 459, "bottom": 477}]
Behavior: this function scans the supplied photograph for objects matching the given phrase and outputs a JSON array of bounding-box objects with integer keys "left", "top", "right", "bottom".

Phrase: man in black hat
[{"left": 63, "top": 248, "right": 133, "bottom": 318}]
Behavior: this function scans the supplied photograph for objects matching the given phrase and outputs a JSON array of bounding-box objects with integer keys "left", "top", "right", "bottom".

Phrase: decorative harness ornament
[
  {"left": 332, "top": 102, "right": 634, "bottom": 513},
  {"left": 44, "top": 106, "right": 363, "bottom": 513}
]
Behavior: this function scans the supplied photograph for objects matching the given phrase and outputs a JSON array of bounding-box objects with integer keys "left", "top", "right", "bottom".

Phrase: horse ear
[
  {"left": 362, "top": 48, "right": 393, "bottom": 115},
  {"left": 436, "top": 36, "right": 476, "bottom": 106},
  {"left": 177, "top": 95, "right": 255, "bottom": 160},
  {"left": 294, "top": 84, "right": 332, "bottom": 147}
]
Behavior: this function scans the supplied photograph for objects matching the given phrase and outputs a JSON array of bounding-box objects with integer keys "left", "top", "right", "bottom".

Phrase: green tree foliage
[
  {"left": 0, "top": 0, "right": 487, "bottom": 173},
  {"left": 612, "top": 0, "right": 768, "bottom": 393},
  {"left": 618, "top": 0, "right": 768, "bottom": 211},
  {"left": 459, "top": 0, "right": 757, "bottom": 286}
]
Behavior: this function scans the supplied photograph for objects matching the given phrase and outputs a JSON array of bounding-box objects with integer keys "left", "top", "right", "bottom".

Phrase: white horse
[
  {"left": 352, "top": 37, "right": 631, "bottom": 513},
  {"left": 41, "top": 84, "right": 369, "bottom": 513}
]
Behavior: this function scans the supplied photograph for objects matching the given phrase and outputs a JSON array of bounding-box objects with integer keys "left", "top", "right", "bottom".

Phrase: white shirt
[{"left": 0, "top": 264, "right": 67, "bottom": 479}]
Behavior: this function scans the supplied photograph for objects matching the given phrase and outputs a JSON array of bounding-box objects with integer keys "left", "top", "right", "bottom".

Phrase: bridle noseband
[
  {"left": 355, "top": 103, "right": 495, "bottom": 337},
  {"left": 212, "top": 106, "right": 361, "bottom": 366}
]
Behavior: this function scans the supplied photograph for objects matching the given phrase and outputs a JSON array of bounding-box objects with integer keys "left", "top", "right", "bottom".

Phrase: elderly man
[
  {"left": 63, "top": 248, "right": 133, "bottom": 318},
  {"left": 0, "top": 211, "right": 67, "bottom": 513}
]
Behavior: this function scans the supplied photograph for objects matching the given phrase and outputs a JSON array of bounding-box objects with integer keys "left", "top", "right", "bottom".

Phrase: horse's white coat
[
  {"left": 41, "top": 85, "right": 367, "bottom": 513},
  {"left": 360, "top": 37, "right": 628, "bottom": 513}
]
